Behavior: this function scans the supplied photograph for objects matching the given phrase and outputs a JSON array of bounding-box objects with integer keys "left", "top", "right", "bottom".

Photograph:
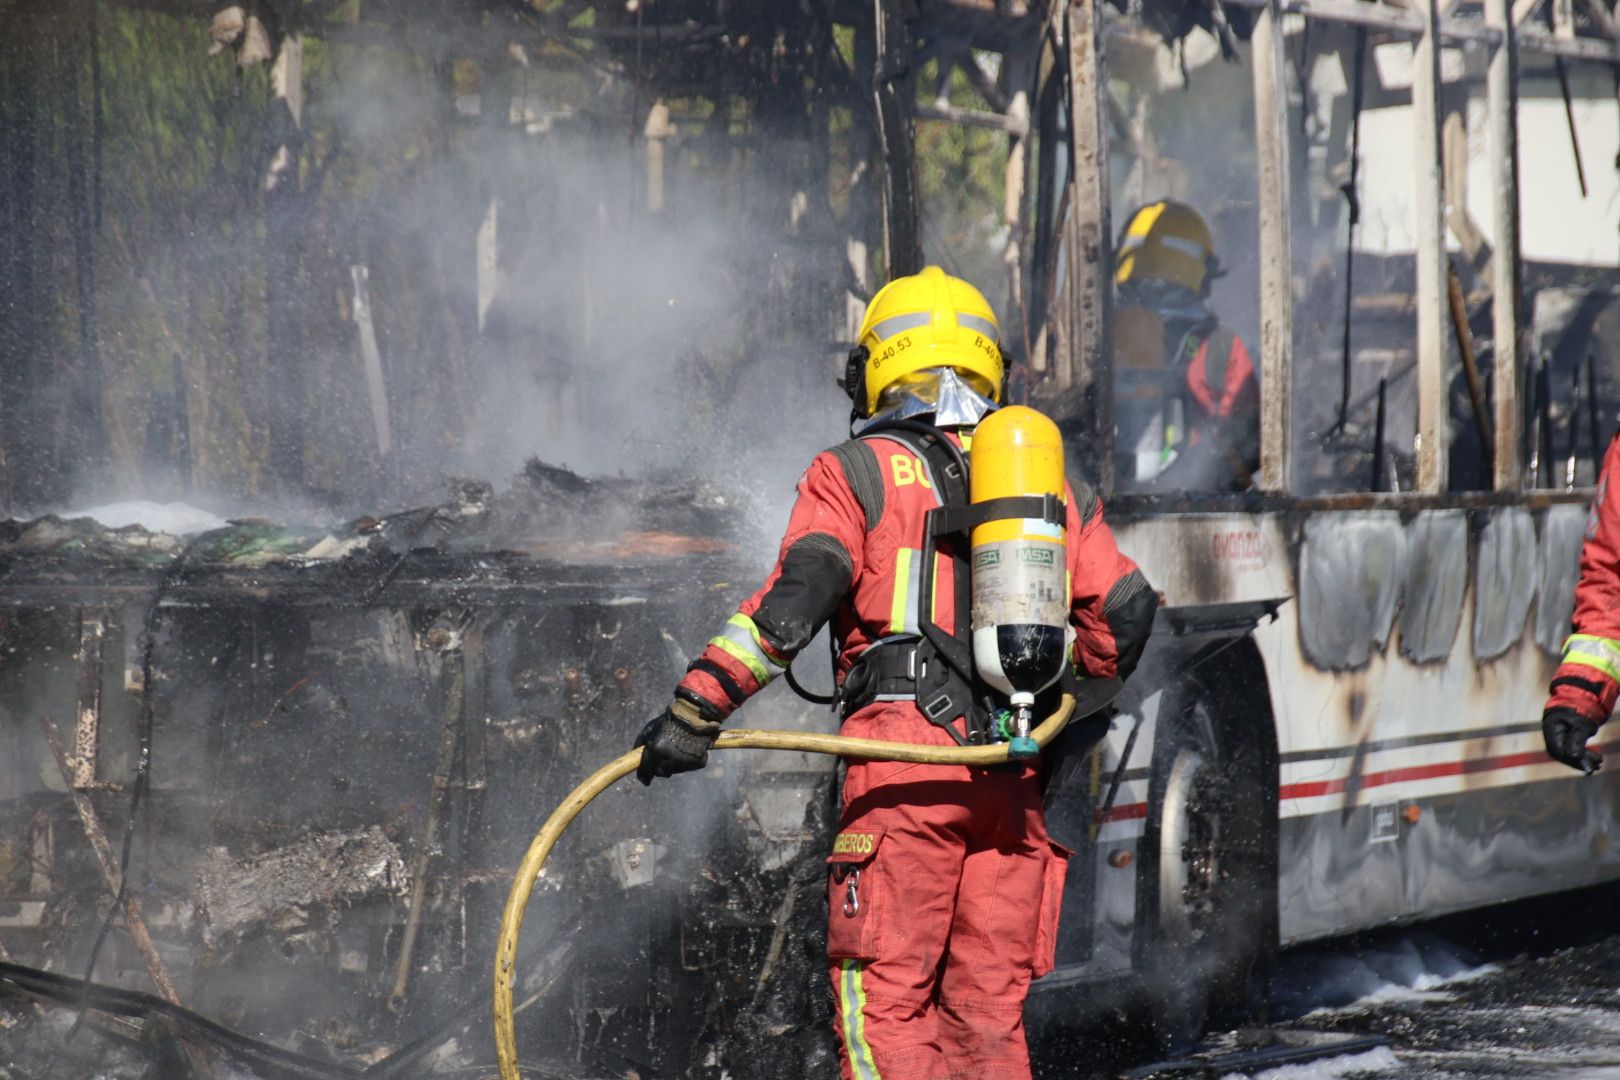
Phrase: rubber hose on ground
[{"left": 492, "top": 694, "right": 1078, "bottom": 1080}]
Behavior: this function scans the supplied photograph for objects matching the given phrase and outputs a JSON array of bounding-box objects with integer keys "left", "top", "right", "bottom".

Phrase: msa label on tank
[
  {"left": 974, "top": 547, "right": 1057, "bottom": 569},
  {"left": 970, "top": 540, "right": 1067, "bottom": 626}
]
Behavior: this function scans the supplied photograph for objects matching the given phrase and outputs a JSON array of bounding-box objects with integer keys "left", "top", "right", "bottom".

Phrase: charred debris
[
  {"left": 0, "top": 461, "right": 845, "bottom": 1079},
  {"left": 0, "top": 0, "right": 1064, "bottom": 1072}
]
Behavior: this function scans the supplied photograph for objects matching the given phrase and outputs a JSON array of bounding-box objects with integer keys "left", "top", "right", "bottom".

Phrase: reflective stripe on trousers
[{"left": 838, "top": 959, "right": 882, "bottom": 1080}]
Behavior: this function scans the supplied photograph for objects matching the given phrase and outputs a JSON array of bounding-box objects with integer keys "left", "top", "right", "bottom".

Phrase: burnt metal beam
[
  {"left": 1252, "top": 0, "right": 1295, "bottom": 492},
  {"left": 387, "top": 633, "right": 466, "bottom": 1015},
  {"left": 832, "top": 0, "right": 1044, "bottom": 53},
  {"left": 72, "top": 609, "right": 106, "bottom": 790},
  {"left": 873, "top": 0, "right": 923, "bottom": 278},
  {"left": 1002, "top": 46, "right": 1037, "bottom": 357},
  {"left": 1063, "top": 0, "right": 1115, "bottom": 492},
  {"left": 1413, "top": 0, "right": 1451, "bottom": 493},
  {"left": 1219, "top": 0, "right": 1620, "bottom": 61},
  {"left": 1487, "top": 0, "right": 1525, "bottom": 490},
  {"left": 915, "top": 100, "right": 1028, "bottom": 133},
  {"left": 1103, "top": 485, "right": 1591, "bottom": 519},
  {"left": 35, "top": 714, "right": 213, "bottom": 1080}
]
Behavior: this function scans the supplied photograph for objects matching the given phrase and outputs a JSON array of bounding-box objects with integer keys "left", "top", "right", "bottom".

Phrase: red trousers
[{"left": 826, "top": 703, "right": 1070, "bottom": 1080}]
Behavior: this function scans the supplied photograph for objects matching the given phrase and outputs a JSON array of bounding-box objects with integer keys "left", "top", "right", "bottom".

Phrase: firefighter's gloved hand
[
  {"left": 1543, "top": 706, "right": 1604, "bottom": 775},
  {"left": 634, "top": 696, "right": 721, "bottom": 785}
]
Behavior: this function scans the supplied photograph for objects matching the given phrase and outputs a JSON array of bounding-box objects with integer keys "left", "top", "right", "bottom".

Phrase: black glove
[
  {"left": 634, "top": 697, "right": 721, "bottom": 786},
  {"left": 1543, "top": 706, "right": 1603, "bottom": 775}
]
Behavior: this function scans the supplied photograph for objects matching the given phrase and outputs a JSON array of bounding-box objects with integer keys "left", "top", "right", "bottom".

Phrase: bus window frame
[{"left": 1061, "top": 0, "right": 1565, "bottom": 501}]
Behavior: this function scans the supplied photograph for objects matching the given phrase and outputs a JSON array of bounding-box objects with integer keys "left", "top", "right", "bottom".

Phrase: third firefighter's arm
[
  {"left": 1546, "top": 435, "right": 1620, "bottom": 727},
  {"left": 677, "top": 452, "right": 866, "bottom": 722},
  {"left": 1065, "top": 484, "right": 1156, "bottom": 681}
]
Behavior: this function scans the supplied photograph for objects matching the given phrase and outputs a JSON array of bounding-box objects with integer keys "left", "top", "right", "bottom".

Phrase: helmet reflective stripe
[
  {"left": 868, "top": 311, "right": 934, "bottom": 341},
  {"left": 870, "top": 310, "right": 998, "bottom": 346},
  {"left": 1157, "top": 235, "right": 1207, "bottom": 259},
  {"left": 955, "top": 312, "right": 998, "bottom": 340}
]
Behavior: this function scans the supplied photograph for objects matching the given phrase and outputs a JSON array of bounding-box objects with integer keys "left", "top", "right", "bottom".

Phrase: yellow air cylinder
[{"left": 969, "top": 406, "right": 1069, "bottom": 750}]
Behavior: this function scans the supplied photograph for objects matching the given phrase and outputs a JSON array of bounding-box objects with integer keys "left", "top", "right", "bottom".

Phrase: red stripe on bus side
[
  {"left": 1094, "top": 743, "right": 1618, "bottom": 825},
  {"left": 1281, "top": 748, "right": 1562, "bottom": 800}
]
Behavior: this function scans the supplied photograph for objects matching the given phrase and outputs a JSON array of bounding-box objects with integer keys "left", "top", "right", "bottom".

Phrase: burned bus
[
  {"left": 2, "top": 0, "right": 1620, "bottom": 1076},
  {"left": 1022, "top": 0, "right": 1620, "bottom": 1044}
]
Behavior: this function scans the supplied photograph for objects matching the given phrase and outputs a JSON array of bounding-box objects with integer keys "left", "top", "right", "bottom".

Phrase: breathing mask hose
[{"left": 492, "top": 693, "right": 1078, "bottom": 1080}]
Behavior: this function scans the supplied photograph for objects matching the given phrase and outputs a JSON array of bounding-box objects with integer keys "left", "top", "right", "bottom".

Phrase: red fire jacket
[
  {"left": 1187, "top": 325, "right": 1257, "bottom": 422},
  {"left": 1546, "top": 433, "right": 1620, "bottom": 725},
  {"left": 677, "top": 427, "right": 1156, "bottom": 722}
]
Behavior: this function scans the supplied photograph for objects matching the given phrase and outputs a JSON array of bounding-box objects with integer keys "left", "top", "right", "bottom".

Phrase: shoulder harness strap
[
  {"left": 858, "top": 421, "right": 985, "bottom": 743},
  {"left": 1201, "top": 324, "right": 1240, "bottom": 395},
  {"left": 827, "top": 439, "right": 885, "bottom": 532}
]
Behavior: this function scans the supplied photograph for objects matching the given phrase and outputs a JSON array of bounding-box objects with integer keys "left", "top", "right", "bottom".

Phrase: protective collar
[{"left": 853, "top": 367, "right": 999, "bottom": 434}]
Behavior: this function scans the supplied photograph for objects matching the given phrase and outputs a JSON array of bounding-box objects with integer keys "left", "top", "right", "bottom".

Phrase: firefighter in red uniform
[
  {"left": 634, "top": 267, "right": 1157, "bottom": 1079},
  {"left": 1543, "top": 434, "right": 1620, "bottom": 773},
  {"left": 1113, "top": 200, "right": 1258, "bottom": 489}
]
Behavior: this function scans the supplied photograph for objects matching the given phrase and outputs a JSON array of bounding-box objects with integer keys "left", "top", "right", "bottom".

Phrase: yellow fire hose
[{"left": 491, "top": 693, "right": 1078, "bottom": 1080}]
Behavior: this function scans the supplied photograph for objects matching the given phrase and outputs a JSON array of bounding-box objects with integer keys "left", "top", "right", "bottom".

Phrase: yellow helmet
[
  {"left": 1115, "top": 201, "right": 1218, "bottom": 295},
  {"left": 844, "top": 266, "right": 1002, "bottom": 418}
]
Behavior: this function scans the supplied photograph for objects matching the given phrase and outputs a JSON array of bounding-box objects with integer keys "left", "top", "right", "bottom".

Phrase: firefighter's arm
[
  {"left": 636, "top": 452, "right": 866, "bottom": 785},
  {"left": 1542, "top": 435, "right": 1620, "bottom": 773},
  {"left": 675, "top": 450, "right": 867, "bottom": 722},
  {"left": 1065, "top": 484, "right": 1156, "bottom": 681}
]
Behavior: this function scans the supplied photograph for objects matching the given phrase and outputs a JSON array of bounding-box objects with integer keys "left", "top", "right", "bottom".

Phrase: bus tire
[{"left": 1137, "top": 671, "right": 1276, "bottom": 1049}]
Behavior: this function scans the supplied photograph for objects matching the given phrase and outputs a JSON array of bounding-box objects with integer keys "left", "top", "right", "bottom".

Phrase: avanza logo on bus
[{"left": 1210, "top": 529, "right": 1272, "bottom": 570}]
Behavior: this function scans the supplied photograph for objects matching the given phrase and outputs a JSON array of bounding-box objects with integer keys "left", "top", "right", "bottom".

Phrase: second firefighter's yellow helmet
[
  {"left": 845, "top": 266, "right": 1002, "bottom": 418},
  {"left": 1115, "top": 200, "right": 1218, "bottom": 296}
]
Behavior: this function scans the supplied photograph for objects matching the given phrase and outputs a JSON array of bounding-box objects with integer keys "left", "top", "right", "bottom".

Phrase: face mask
[
  {"left": 1120, "top": 279, "right": 1212, "bottom": 325},
  {"left": 854, "top": 367, "right": 999, "bottom": 434}
]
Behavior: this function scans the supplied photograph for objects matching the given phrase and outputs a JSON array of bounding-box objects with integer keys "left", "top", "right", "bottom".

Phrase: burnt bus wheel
[{"left": 1138, "top": 677, "right": 1275, "bottom": 1049}]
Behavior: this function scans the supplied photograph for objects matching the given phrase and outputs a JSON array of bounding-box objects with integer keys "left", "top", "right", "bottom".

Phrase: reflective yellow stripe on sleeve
[
  {"left": 1563, "top": 633, "right": 1620, "bottom": 685},
  {"left": 708, "top": 613, "right": 784, "bottom": 686}
]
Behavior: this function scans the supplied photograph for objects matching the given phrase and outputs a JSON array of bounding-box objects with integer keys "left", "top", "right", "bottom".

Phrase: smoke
[
  {"left": 58, "top": 499, "right": 228, "bottom": 534},
  {"left": 294, "top": 21, "right": 853, "bottom": 534}
]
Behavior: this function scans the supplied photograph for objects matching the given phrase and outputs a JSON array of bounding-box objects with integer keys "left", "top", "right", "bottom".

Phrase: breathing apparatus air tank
[{"left": 969, "top": 406, "right": 1069, "bottom": 755}]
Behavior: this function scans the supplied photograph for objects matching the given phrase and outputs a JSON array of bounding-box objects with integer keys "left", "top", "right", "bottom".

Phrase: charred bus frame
[{"left": 990, "top": 0, "right": 1620, "bottom": 1040}]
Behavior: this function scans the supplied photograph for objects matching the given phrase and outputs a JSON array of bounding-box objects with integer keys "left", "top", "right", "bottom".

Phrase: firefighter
[
  {"left": 634, "top": 267, "right": 1157, "bottom": 1079},
  {"left": 1113, "top": 200, "right": 1259, "bottom": 489},
  {"left": 1543, "top": 434, "right": 1620, "bottom": 774}
]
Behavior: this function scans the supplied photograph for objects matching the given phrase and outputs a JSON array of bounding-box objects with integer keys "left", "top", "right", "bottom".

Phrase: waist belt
[
  {"left": 841, "top": 639, "right": 992, "bottom": 748},
  {"left": 840, "top": 641, "right": 922, "bottom": 719}
]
